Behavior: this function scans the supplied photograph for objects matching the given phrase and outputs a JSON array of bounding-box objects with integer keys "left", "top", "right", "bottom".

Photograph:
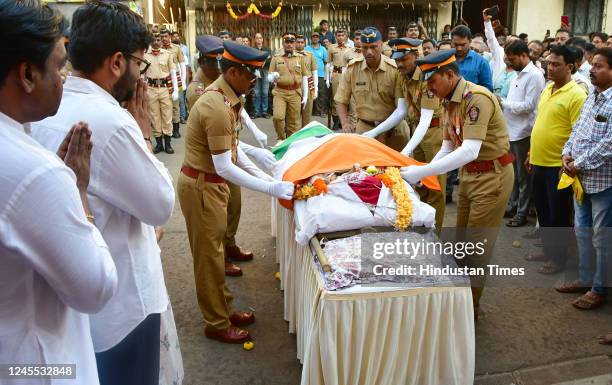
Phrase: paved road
[{"left": 157, "top": 117, "right": 611, "bottom": 385}]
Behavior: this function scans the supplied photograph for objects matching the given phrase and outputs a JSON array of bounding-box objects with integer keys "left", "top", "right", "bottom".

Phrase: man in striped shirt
[{"left": 560, "top": 48, "right": 612, "bottom": 312}]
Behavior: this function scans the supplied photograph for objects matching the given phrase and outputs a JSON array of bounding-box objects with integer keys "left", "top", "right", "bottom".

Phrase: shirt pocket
[{"left": 160, "top": 61, "right": 169, "bottom": 73}]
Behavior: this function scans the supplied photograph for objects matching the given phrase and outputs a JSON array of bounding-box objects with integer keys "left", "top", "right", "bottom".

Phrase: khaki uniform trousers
[
  {"left": 301, "top": 94, "right": 314, "bottom": 128},
  {"left": 224, "top": 182, "right": 241, "bottom": 247},
  {"left": 272, "top": 88, "right": 301, "bottom": 139},
  {"left": 177, "top": 173, "right": 234, "bottom": 330},
  {"left": 148, "top": 87, "right": 172, "bottom": 137},
  {"left": 455, "top": 162, "right": 514, "bottom": 313},
  {"left": 356, "top": 119, "right": 409, "bottom": 152},
  {"left": 331, "top": 72, "right": 341, "bottom": 116},
  {"left": 412, "top": 125, "right": 446, "bottom": 229},
  {"left": 172, "top": 98, "right": 180, "bottom": 123}
]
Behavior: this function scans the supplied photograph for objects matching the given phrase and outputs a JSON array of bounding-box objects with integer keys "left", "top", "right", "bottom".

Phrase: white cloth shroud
[{"left": 293, "top": 179, "right": 436, "bottom": 245}]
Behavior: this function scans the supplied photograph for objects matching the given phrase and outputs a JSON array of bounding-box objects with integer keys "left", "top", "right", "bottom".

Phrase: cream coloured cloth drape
[{"left": 274, "top": 202, "right": 475, "bottom": 385}]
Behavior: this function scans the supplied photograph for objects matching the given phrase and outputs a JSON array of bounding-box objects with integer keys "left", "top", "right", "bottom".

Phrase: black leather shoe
[
  {"left": 164, "top": 135, "right": 174, "bottom": 154},
  {"left": 153, "top": 137, "right": 164, "bottom": 154},
  {"left": 172, "top": 123, "right": 181, "bottom": 138}
]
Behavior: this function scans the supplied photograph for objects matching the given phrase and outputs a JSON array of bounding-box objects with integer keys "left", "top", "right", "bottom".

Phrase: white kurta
[
  {"left": 31, "top": 76, "right": 176, "bottom": 352},
  {"left": 0, "top": 112, "right": 117, "bottom": 385}
]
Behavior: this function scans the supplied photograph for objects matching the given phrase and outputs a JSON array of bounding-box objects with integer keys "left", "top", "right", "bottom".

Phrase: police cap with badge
[
  {"left": 416, "top": 49, "right": 457, "bottom": 80},
  {"left": 388, "top": 37, "right": 422, "bottom": 60},
  {"left": 222, "top": 40, "right": 269, "bottom": 76},
  {"left": 196, "top": 35, "right": 224, "bottom": 66},
  {"left": 360, "top": 26, "right": 382, "bottom": 44}
]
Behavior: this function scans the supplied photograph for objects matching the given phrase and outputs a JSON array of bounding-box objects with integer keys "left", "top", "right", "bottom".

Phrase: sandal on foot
[
  {"left": 572, "top": 291, "right": 606, "bottom": 310},
  {"left": 506, "top": 215, "right": 527, "bottom": 227},
  {"left": 555, "top": 280, "right": 591, "bottom": 293},
  {"left": 538, "top": 262, "right": 564, "bottom": 275}
]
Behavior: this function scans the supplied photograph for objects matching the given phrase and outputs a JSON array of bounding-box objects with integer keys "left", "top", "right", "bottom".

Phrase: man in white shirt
[
  {"left": 0, "top": 2, "right": 117, "bottom": 384},
  {"left": 568, "top": 38, "right": 595, "bottom": 95},
  {"left": 31, "top": 3, "right": 174, "bottom": 384},
  {"left": 500, "top": 40, "right": 546, "bottom": 227}
]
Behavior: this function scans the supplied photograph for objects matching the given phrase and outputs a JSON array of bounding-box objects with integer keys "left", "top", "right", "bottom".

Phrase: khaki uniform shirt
[
  {"left": 334, "top": 55, "right": 403, "bottom": 123},
  {"left": 184, "top": 76, "right": 241, "bottom": 174},
  {"left": 327, "top": 43, "right": 353, "bottom": 70},
  {"left": 269, "top": 52, "right": 310, "bottom": 92},
  {"left": 186, "top": 68, "right": 216, "bottom": 111},
  {"left": 444, "top": 78, "right": 509, "bottom": 161},
  {"left": 162, "top": 43, "right": 185, "bottom": 66},
  {"left": 343, "top": 49, "right": 363, "bottom": 65},
  {"left": 402, "top": 67, "right": 444, "bottom": 129},
  {"left": 144, "top": 49, "right": 174, "bottom": 80}
]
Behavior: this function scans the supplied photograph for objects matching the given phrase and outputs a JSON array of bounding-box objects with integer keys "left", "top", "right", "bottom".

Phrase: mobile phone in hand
[
  {"left": 561, "top": 15, "right": 570, "bottom": 26},
  {"left": 484, "top": 5, "right": 500, "bottom": 20}
]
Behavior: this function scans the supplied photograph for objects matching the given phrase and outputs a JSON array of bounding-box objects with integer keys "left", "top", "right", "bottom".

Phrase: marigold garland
[
  {"left": 374, "top": 173, "right": 394, "bottom": 188},
  {"left": 226, "top": 2, "right": 282, "bottom": 20},
  {"left": 384, "top": 167, "right": 413, "bottom": 230}
]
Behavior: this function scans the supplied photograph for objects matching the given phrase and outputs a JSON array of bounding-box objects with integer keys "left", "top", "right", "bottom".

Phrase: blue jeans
[
  {"left": 179, "top": 89, "right": 188, "bottom": 120},
  {"left": 575, "top": 186, "right": 612, "bottom": 294},
  {"left": 254, "top": 69, "right": 269, "bottom": 116}
]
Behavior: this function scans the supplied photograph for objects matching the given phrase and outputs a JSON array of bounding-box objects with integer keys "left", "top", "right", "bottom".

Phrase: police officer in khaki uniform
[
  {"left": 400, "top": 50, "right": 514, "bottom": 319},
  {"left": 186, "top": 35, "right": 265, "bottom": 277},
  {"left": 335, "top": 27, "right": 408, "bottom": 152},
  {"left": 268, "top": 32, "right": 310, "bottom": 140},
  {"left": 342, "top": 37, "right": 363, "bottom": 129},
  {"left": 186, "top": 35, "right": 223, "bottom": 112},
  {"left": 160, "top": 28, "right": 186, "bottom": 138},
  {"left": 178, "top": 41, "right": 293, "bottom": 343},
  {"left": 370, "top": 37, "right": 447, "bottom": 228},
  {"left": 295, "top": 34, "right": 318, "bottom": 128},
  {"left": 144, "top": 33, "right": 178, "bottom": 154},
  {"left": 326, "top": 29, "right": 353, "bottom": 129}
]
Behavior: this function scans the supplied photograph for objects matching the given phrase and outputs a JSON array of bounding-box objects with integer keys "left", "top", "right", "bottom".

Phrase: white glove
[
  {"left": 213, "top": 151, "right": 292, "bottom": 199},
  {"left": 401, "top": 109, "right": 434, "bottom": 156},
  {"left": 301, "top": 76, "right": 309, "bottom": 109},
  {"left": 236, "top": 145, "right": 274, "bottom": 181},
  {"left": 400, "top": 165, "right": 426, "bottom": 184},
  {"left": 362, "top": 99, "right": 407, "bottom": 138},
  {"left": 400, "top": 139, "right": 483, "bottom": 184},
  {"left": 268, "top": 72, "right": 280, "bottom": 83},
  {"left": 240, "top": 141, "right": 276, "bottom": 174},
  {"left": 255, "top": 69, "right": 261, "bottom": 79},
  {"left": 313, "top": 78, "right": 319, "bottom": 100},
  {"left": 240, "top": 109, "right": 267, "bottom": 147},
  {"left": 170, "top": 70, "right": 179, "bottom": 101},
  {"left": 268, "top": 181, "right": 295, "bottom": 200}
]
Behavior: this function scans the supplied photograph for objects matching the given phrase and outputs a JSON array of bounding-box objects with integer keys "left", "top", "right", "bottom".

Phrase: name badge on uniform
[
  {"left": 356, "top": 81, "right": 366, "bottom": 86},
  {"left": 468, "top": 106, "right": 479, "bottom": 122}
]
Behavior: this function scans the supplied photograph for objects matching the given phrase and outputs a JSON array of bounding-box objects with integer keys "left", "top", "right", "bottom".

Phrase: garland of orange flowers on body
[
  {"left": 383, "top": 167, "right": 413, "bottom": 231},
  {"left": 226, "top": 2, "right": 282, "bottom": 20}
]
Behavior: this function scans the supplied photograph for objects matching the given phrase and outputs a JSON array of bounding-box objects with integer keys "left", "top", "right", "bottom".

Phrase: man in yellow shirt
[{"left": 528, "top": 45, "right": 587, "bottom": 274}]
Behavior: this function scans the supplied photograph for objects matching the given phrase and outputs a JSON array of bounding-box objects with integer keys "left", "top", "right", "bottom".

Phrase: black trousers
[
  {"left": 532, "top": 165, "right": 573, "bottom": 267},
  {"left": 95, "top": 313, "right": 161, "bottom": 385}
]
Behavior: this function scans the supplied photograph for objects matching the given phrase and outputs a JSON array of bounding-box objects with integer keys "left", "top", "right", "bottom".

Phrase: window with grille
[{"left": 564, "top": 0, "right": 604, "bottom": 35}]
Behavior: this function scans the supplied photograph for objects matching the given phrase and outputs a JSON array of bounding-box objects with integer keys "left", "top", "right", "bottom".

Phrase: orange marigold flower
[
  {"left": 374, "top": 174, "right": 394, "bottom": 188},
  {"left": 313, "top": 178, "right": 329, "bottom": 194}
]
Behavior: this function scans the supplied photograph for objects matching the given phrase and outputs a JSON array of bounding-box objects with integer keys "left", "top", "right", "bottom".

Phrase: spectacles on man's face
[{"left": 124, "top": 53, "right": 151, "bottom": 75}]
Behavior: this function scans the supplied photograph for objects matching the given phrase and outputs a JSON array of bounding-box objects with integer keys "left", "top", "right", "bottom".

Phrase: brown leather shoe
[
  {"left": 230, "top": 311, "right": 255, "bottom": 327},
  {"left": 204, "top": 326, "right": 250, "bottom": 344},
  {"left": 225, "top": 262, "right": 242, "bottom": 277},
  {"left": 226, "top": 244, "right": 254, "bottom": 262}
]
